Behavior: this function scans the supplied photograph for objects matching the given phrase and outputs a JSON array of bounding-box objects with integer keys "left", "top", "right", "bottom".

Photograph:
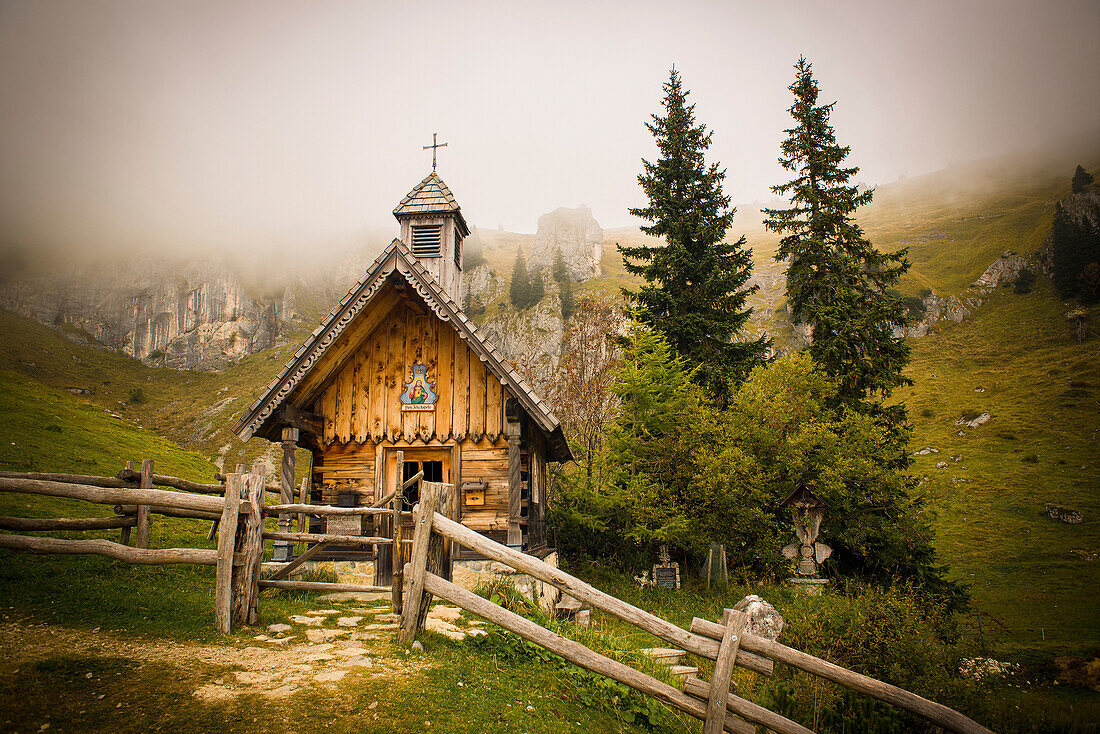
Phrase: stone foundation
[
  {"left": 294, "top": 560, "right": 376, "bottom": 585},
  {"left": 452, "top": 553, "right": 561, "bottom": 614}
]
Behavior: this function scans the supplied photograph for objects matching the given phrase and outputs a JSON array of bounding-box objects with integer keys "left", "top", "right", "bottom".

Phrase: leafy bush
[
  {"left": 1013, "top": 267, "right": 1036, "bottom": 294},
  {"left": 754, "top": 583, "right": 977, "bottom": 732},
  {"left": 551, "top": 343, "right": 964, "bottom": 606},
  {"left": 127, "top": 388, "right": 145, "bottom": 404}
]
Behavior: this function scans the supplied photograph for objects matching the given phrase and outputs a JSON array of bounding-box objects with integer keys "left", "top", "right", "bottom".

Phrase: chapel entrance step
[
  {"left": 640, "top": 647, "right": 686, "bottom": 666},
  {"left": 670, "top": 665, "right": 698, "bottom": 681}
]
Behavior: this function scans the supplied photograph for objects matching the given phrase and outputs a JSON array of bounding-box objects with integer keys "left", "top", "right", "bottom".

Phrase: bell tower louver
[{"left": 393, "top": 169, "right": 469, "bottom": 303}]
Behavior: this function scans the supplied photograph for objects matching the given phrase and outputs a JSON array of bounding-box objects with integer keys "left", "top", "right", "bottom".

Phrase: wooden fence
[
  {"left": 0, "top": 458, "right": 412, "bottom": 633},
  {"left": 397, "top": 482, "right": 994, "bottom": 734},
  {"left": 0, "top": 461, "right": 994, "bottom": 732}
]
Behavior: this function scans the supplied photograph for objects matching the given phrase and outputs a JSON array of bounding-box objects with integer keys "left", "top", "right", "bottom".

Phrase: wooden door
[{"left": 377, "top": 448, "right": 451, "bottom": 585}]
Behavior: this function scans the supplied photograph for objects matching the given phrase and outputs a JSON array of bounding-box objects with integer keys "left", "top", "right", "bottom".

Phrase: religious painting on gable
[{"left": 400, "top": 362, "right": 438, "bottom": 412}]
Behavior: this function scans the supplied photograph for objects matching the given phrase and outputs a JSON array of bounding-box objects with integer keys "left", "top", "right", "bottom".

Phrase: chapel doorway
[{"left": 378, "top": 447, "right": 451, "bottom": 585}]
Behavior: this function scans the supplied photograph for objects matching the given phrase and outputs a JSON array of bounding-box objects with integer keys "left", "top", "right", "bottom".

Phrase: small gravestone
[{"left": 652, "top": 545, "right": 680, "bottom": 590}]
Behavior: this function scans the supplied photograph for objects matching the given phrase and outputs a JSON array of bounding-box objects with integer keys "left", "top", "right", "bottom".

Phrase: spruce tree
[
  {"left": 620, "top": 69, "right": 769, "bottom": 401},
  {"left": 529, "top": 268, "right": 546, "bottom": 305},
  {"left": 763, "top": 58, "right": 912, "bottom": 411},
  {"left": 559, "top": 277, "right": 576, "bottom": 319},
  {"left": 1072, "top": 165, "right": 1094, "bottom": 194},
  {"left": 509, "top": 247, "right": 531, "bottom": 309},
  {"left": 552, "top": 247, "right": 569, "bottom": 283}
]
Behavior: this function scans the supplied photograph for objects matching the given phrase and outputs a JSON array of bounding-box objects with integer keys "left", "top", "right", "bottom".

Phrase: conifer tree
[
  {"left": 530, "top": 268, "right": 546, "bottom": 305},
  {"left": 763, "top": 58, "right": 911, "bottom": 411},
  {"left": 1072, "top": 165, "right": 1094, "bottom": 194},
  {"left": 509, "top": 247, "right": 531, "bottom": 309},
  {"left": 552, "top": 247, "right": 569, "bottom": 283},
  {"left": 620, "top": 69, "right": 768, "bottom": 401},
  {"left": 559, "top": 277, "right": 575, "bottom": 319}
]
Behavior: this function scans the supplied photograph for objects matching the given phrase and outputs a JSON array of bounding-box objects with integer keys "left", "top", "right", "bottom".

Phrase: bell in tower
[{"left": 392, "top": 134, "right": 469, "bottom": 302}]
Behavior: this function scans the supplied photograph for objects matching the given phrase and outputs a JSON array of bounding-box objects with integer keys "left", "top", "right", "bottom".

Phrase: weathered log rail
[
  {"left": 395, "top": 482, "right": 993, "bottom": 734},
  {"left": 0, "top": 456, "right": 410, "bottom": 631}
]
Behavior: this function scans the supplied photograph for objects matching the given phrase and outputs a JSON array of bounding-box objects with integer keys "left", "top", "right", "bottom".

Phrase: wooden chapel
[{"left": 232, "top": 167, "right": 571, "bottom": 584}]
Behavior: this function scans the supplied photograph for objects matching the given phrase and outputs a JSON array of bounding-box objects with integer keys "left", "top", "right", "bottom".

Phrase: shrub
[
  {"left": 1013, "top": 267, "right": 1036, "bottom": 294},
  {"left": 127, "top": 388, "right": 146, "bottom": 404},
  {"left": 552, "top": 348, "right": 965, "bottom": 606},
  {"left": 1022, "top": 454, "right": 1039, "bottom": 463},
  {"left": 756, "top": 583, "right": 977, "bottom": 731}
]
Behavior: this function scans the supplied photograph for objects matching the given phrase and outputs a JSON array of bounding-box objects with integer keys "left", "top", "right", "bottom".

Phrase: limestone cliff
[
  {"left": 0, "top": 257, "right": 302, "bottom": 370},
  {"left": 527, "top": 207, "right": 603, "bottom": 281}
]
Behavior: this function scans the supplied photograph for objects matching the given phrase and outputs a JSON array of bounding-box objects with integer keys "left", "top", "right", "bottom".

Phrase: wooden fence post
[
  {"left": 273, "top": 427, "right": 298, "bottom": 562},
  {"left": 704, "top": 608, "right": 748, "bottom": 734},
  {"left": 416, "top": 482, "right": 454, "bottom": 631},
  {"left": 119, "top": 460, "right": 134, "bottom": 546},
  {"left": 398, "top": 480, "right": 440, "bottom": 644},
  {"left": 391, "top": 492, "right": 404, "bottom": 614},
  {"left": 214, "top": 473, "right": 243, "bottom": 634},
  {"left": 232, "top": 472, "right": 265, "bottom": 627},
  {"left": 390, "top": 451, "right": 404, "bottom": 609},
  {"left": 136, "top": 459, "right": 153, "bottom": 549}
]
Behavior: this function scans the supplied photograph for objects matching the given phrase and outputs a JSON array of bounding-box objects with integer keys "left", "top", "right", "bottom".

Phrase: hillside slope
[{"left": 894, "top": 278, "right": 1099, "bottom": 656}]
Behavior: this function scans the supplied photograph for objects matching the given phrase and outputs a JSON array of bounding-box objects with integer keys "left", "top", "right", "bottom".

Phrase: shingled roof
[
  {"left": 393, "top": 172, "right": 469, "bottom": 235},
  {"left": 231, "top": 238, "right": 570, "bottom": 461}
]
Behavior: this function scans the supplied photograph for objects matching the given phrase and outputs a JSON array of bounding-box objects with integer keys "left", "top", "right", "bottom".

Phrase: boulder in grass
[
  {"left": 1046, "top": 504, "right": 1084, "bottom": 524},
  {"left": 733, "top": 595, "right": 784, "bottom": 641}
]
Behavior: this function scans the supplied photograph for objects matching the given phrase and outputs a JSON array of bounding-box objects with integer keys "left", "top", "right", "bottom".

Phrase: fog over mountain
[{"left": 0, "top": 0, "right": 1098, "bottom": 259}]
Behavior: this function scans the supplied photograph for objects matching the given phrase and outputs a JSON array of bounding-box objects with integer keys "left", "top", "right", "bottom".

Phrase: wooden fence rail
[
  {"left": 0, "top": 534, "right": 224, "bottom": 566},
  {"left": 0, "top": 462, "right": 405, "bottom": 633},
  {"left": 397, "top": 483, "right": 993, "bottom": 734}
]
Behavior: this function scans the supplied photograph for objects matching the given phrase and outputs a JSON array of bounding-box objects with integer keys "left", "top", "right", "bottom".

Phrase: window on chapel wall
[{"left": 411, "top": 224, "right": 442, "bottom": 257}]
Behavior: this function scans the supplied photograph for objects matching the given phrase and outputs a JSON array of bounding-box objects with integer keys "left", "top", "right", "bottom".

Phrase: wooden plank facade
[{"left": 232, "top": 169, "right": 569, "bottom": 579}]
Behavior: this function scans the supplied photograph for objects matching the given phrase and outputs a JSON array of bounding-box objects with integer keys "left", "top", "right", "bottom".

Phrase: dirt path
[{"left": 0, "top": 601, "right": 470, "bottom": 702}]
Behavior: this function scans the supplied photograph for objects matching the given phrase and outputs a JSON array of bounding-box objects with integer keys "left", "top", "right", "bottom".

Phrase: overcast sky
[{"left": 1, "top": 0, "right": 1097, "bottom": 256}]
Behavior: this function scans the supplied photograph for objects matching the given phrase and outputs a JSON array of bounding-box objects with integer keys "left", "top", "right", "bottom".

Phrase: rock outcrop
[
  {"left": 460, "top": 264, "right": 506, "bottom": 306},
  {"left": 527, "top": 207, "right": 603, "bottom": 281},
  {"left": 896, "top": 291, "right": 978, "bottom": 338},
  {"left": 0, "top": 257, "right": 301, "bottom": 370},
  {"left": 970, "top": 252, "right": 1029, "bottom": 294},
  {"left": 477, "top": 286, "right": 565, "bottom": 386}
]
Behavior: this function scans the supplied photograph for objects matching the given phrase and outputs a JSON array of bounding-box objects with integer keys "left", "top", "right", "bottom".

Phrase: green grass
[
  {"left": 0, "top": 308, "right": 313, "bottom": 479},
  {"left": 892, "top": 278, "right": 1100, "bottom": 658}
]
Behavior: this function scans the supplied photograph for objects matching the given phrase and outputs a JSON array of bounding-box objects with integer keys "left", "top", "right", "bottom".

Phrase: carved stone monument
[{"left": 781, "top": 484, "right": 831, "bottom": 594}]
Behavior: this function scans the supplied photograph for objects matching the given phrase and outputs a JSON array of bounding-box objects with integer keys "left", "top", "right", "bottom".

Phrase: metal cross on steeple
[{"left": 423, "top": 132, "right": 447, "bottom": 171}]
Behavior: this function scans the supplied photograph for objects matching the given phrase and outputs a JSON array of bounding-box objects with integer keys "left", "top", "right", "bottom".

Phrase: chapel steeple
[{"left": 393, "top": 135, "right": 469, "bottom": 302}]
